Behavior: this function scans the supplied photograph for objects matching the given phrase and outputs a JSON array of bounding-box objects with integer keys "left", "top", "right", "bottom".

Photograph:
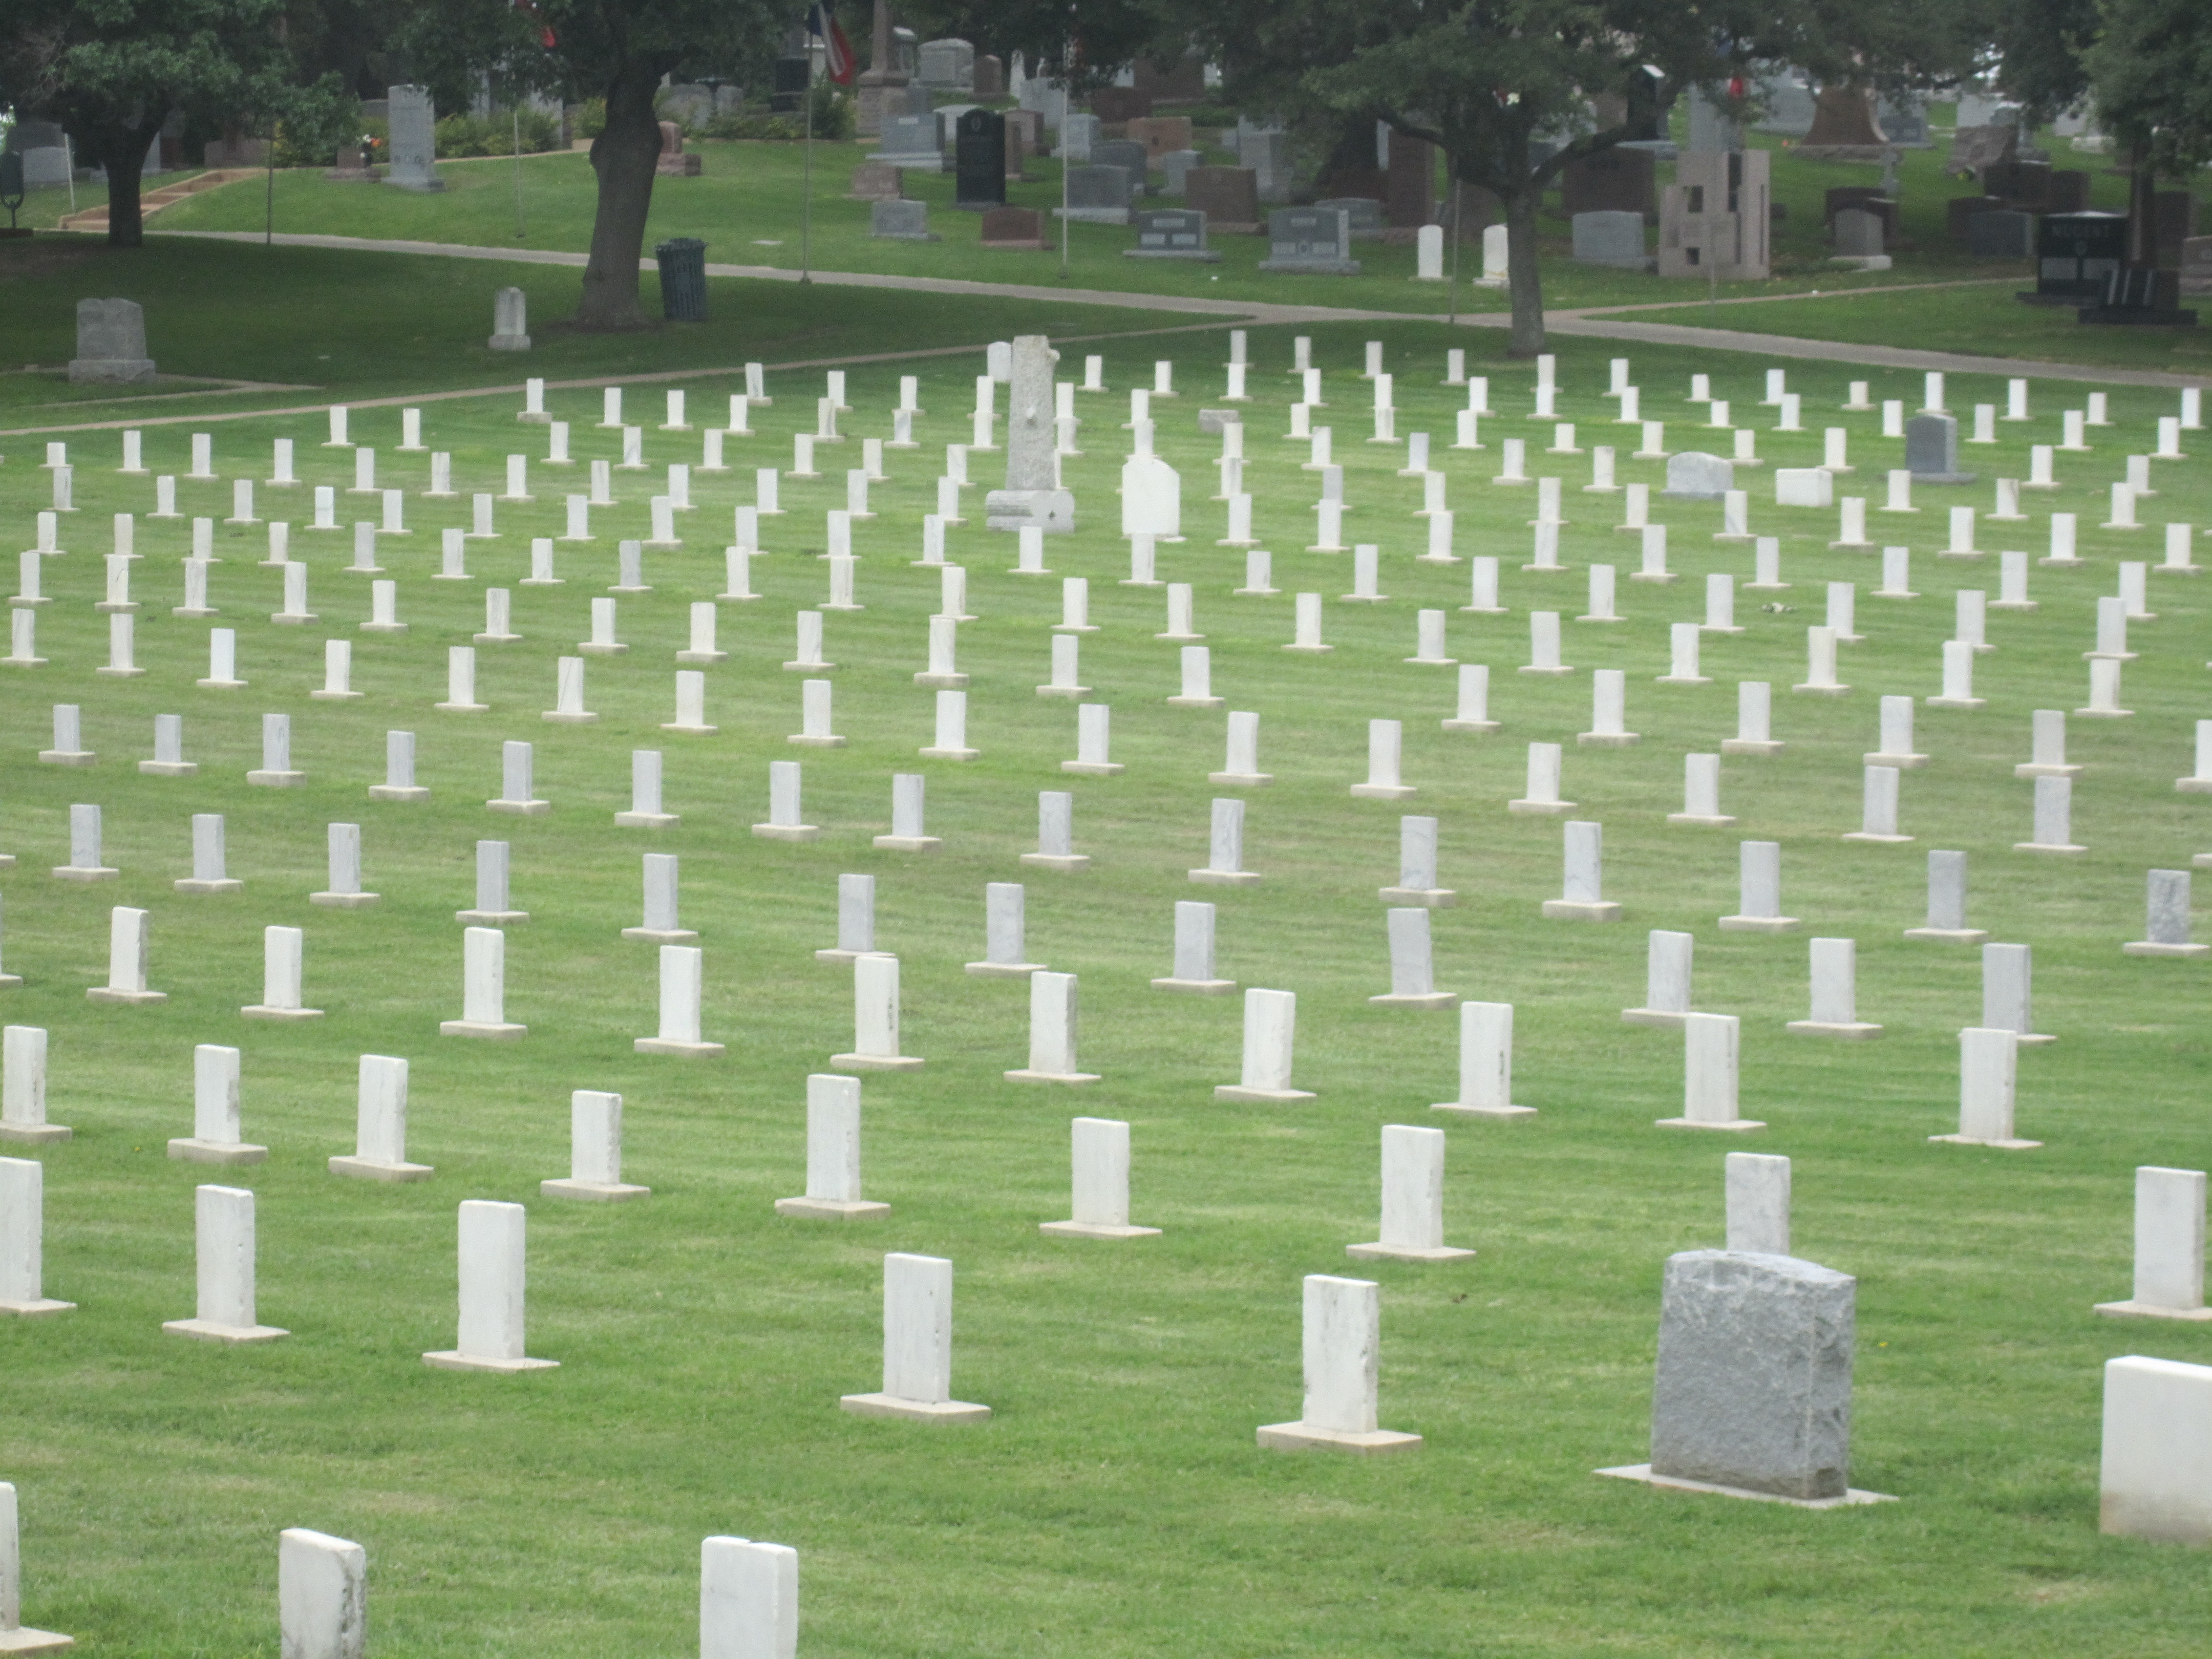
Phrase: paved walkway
[{"left": 4, "top": 228, "right": 2193, "bottom": 439}]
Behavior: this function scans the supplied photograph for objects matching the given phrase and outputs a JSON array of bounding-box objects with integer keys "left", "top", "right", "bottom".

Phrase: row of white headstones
[{"left": 4, "top": 342, "right": 2210, "bottom": 1565}]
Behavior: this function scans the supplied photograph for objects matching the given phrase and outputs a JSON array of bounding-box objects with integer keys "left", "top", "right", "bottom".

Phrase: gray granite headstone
[
  {"left": 1966, "top": 208, "right": 2034, "bottom": 259},
  {"left": 1247, "top": 129, "right": 1291, "bottom": 203},
  {"left": 1905, "top": 414, "right": 1975, "bottom": 484},
  {"left": 1649, "top": 1250, "right": 1856, "bottom": 1501},
  {"left": 1060, "top": 166, "right": 1135, "bottom": 223},
  {"left": 1059, "top": 113, "right": 1100, "bottom": 163},
  {"left": 870, "top": 114, "right": 943, "bottom": 172},
  {"left": 1315, "top": 197, "right": 1385, "bottom": 240},
  {"left": 1878, "top": 93, "right": 1931, "bottom": 148},
  {"left": 1833, "top": 208, "right": 1885, "bottom": 257},
  {"left": 1125, "top": 207, "right": 1218, "bottom": 262},
  {"left": 2147, "top": 870, "right": 2194, "bottom": 945},
  {"left": 1686, "top": 87, "right": 1742, "bottom": 154},
  {"left": 69, "top": 297, "right": 155, "bottom": 385},
  {"left": 871, "top": 199, "right": 939, "bottom": 242},
  {"left": 1654, "top": 1256, "right": 1858, "bottom": 1504},
  {"left": 2185, "top": 236, "right": 2212, "bottom": 299},
  {"left": 1159, "top": 149, "right": 1201, "bottom": 196},
  {"left": 1662, "top": 452, "right": 1734, "bottom": 500},
  {"left": 1753, "top": 74, "right": 1816, "bottom": 137},
  {"left": 383, "top": 85, "right": 444, "bottom": 193},
  {"left": 1258, "top": 207, "right": 1360, "bottom": 274},
  {"left": 1092, "top": 139, "right": 1149, "bottom": 197},
  {"left": 1572, "top": 209, "right": 1651, "bottom": 268},
  {"left": 916, "top": 39, "right": 974, "bottom": 90}
]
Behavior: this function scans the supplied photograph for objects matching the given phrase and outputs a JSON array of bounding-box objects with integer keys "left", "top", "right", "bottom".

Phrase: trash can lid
[{"left": 655, "top": 237, "right": 708, "bottom": 254}]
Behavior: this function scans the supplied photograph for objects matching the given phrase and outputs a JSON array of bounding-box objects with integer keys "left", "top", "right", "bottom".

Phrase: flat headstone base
[
  {"left": 329, "top": 1155, "right": 433, "bottom": 1182},
  {"left": 1005, "top": 1069, "right": 1101, "bottom": 1084},
  {"left": 966, "top": 960, "right": 1044, "bottom": 977},
  {"left": 167, "top": 1138, "right": 268, "bottom": 1165},
  {"left": 753, "top": 824, "right": 822, "bottom": 841},
  {"left": 1379, "top": 886, "right": 1455, "bottom": 906},
  {"left": 1442, "top": 718, "right": 1501, "bottom": 733},
  {"left": 540, "top": 1178, "right": 650, "bottom": 1202},
  {"left": 1215, "top": 1084, "right": 1315, "bottom": 1103},
  {"left": 1041, "top": 1220, "right": 1161, "bottom": 1239},
  {"left": 1020, "top": 853, "right": 1090, "bottom": 870},
  {"left": 2015, "top": 840, "right": 2087, "bottom": 855},
  {"left": 1866, "top": 752, "right": 1928, "bottom": 768},
  {"left": 456, "top": 909, "right": 527, "bottom": 925},
  {"left": 487, "top": 799, "right": 551, "bottom": 816},
  {"left": 1060, "top": 760, "right": 1121, "bottom": 776},
  {"left": 1370, "top": 991, "right": 1456, "bottom": 1009},
  {"left": 1579, "top": 732, "right": 1641, "bottom": 747},
  {"left": 1346, "top": 1241, "right": 1475, "bottom": 1262},
  {"left": 368, "top": 785, "right": 430, "bottom": 801},
  {"left": 246, "top": 770, "right": 306, "bottom": 786},
  {"left": 2016, "top": 760, "right": 2080, "bottom": 779},
  {"left": 1924, "top": 696, "right": 1983, "bottom": 711},
  {"left": 0, "top": 1296, "right": 75, "bottom": 1318},
  {"left": 1668, "top": 813, "right": 1738, "bottom": 827},
  {"left": 1786, "top": 1020, "right": 1884, "bottom": 1039},
  {"left": 1509, "top": 798, "right": 1576, "bottom": 815},
  {"left": 87, "top": 988, "right": 167, "bottom": 1005},
  {"left": 163, "top": 1318, "right": 288, "bottom": 1344},
  {"left": 1209, "top": 771, "right": 1273, "bottom": 785},
  {"left": 1929, "top": 1133, "right": 2041, "bottom": 1149},
  {"left": 614, "top": 810, "right": 679, "bottom": 827},
  {"left": 1655, "top": 1116, "right": 1767, "bottom": 1132},
  {"left": 1350, "top": 783, "right": 1416, "bottom": 800},
  {"left": 840, "top": 1392, "right": 991, "bottom": 1422},
  {"left": 1166, "top": 695, "right": 1225, "bottom": 710},
  {"left": 1543, "top": 900, "right": 1621, "bottom": 921},
  {"left": 2094, "top": 1299, "right": 2212, "bottom": 1321},
  {"left": 440, "top": 1019, "right": 525, "bottom": 1039},
  {"left": 623, "top": 926, "right": 698, "bottom": 943},
  {"left": 1842, "top": 832, "right": 1912, "bottom": 845},
  {"left": 1432, "top": 1100, "right": 1537, "bottom": 1119},
  {"left": 1904, "top": 927, "right": 1988, "bottom": 943},
  {"left": 1189, "top": 867, "right": 1260, "bottom": 886},
  {"left": 2178, "top": 778, "right": 2212, "bottom": 794},
  {"left": 831, "top": 1052, "right": 924, "bottom": 1071},
  {"left": 0, "top": 1123, "right": 70, "bottom": 1144},
  {"left": 140, "top": 761, "right": 199, "bottom": 777},
  {"left": 51, "top": 866, "right": 118, "bottom": 882},
  {"left": 311, "top": 891, "right": 379, "bottom": 908},
  {"left": 1256, "top": 1421, "right": 1420, "bottom": 1453},
  {"left": 1718, "top": 914, "right": 1800, "bottom": 932},
  {"left": 1154, "top": 976, "right": 1236, "bottom": 994},
  {"left": 1596, "top": 1464, "right": 1894, "bottom": 1507},
  {"left": 2123, "top": 941, "right": 2212, "bottom": 958},
  {"left": 1622, "top": 1008, "right": 1688, "bottom": 1028},
  {"left": 422, "top": 1350, "right": 558, "bottom": 1373},
  {"left": 0, "top": 1628, "right": 72, "bottom": 1654},
  {"left": 874, "top": 834, "right": 942, "bottom": 852},
  {"left": 243, "top": 1005, "right": 322, "bottom": 1022},
  {"left": 776, "top": 1196, "right": 889, "bottom": 1219},
  {"left": 634, "top": 1038, "right": 725, "bottom": 1056}
]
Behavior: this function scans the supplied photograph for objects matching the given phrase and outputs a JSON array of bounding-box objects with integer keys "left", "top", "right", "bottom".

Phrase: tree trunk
[
  {"left": 94, "top": 119, "right": 163, "bottom": 248},
  {"left": 572, "top": 64, "right": 668, "bottom": 330},
  {"left": 1503, "top": 186, "right": 1545, "bottom": 357}
]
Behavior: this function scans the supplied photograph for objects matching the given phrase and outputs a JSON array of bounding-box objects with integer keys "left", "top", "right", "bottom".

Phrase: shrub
[
  {"left": 432, "top": 108, "right": 564, "bottom": 158},
  {"left": 572, "top": 99, "right": 607, "bottom": 140}
]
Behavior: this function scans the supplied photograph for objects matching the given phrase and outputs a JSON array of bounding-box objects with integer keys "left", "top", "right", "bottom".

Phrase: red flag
[
  {"left": 512, "top": 0, "right": 556, "bottom": 49},
  {"left": 809, "top": 3, "right": 856, "bottom": 85}
]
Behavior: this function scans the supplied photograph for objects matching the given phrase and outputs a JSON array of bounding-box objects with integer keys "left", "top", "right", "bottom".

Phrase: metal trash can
[{"left": 654, "top": 237, "right": 708, "bottom": 322}]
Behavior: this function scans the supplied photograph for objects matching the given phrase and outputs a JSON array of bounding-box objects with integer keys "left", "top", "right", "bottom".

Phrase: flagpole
[{"left": 801, "top": 77, "right": 815, "bottom": 285}]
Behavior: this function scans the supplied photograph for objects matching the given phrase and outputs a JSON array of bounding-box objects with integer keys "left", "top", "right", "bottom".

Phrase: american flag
[{"left": 807, "top": 3, "right": 856, "bottom": 85}]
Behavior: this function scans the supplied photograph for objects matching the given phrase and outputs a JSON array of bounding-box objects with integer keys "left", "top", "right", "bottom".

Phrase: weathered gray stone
[
  {"left": 383, "top": 86, "right": 444, "bottom": 193},
  {"left": 1833, "top": 208, "right": 1885, "bottom": 257},
  {"left": 1159, "top": 149, "right": 1201, "bottom": 195},
  {"left": 1906, "top": 414, "right": 1975, "bottom": 484},
  {"left": 871, "top": 199, "right": 939, "bottom": 242},
  {"left": 869, "top": 114, "right": 943, "bottom": 172},
  {"left": 1967, "top": 208, "right": 2034, "bottom": 259},
  {"left": 1650, "top": 1249, "right": 1856, "bottom": 1500},
  {"left": 69, "top": 298, "right": 155, "bottom": 385},
  {"left": 1663, "top": 452, "right": 1733, "bottom": 500},
  {"left": 1060, "top": 165, "right": 1135, "bottom": 223},
  {"left": 917, "top": 38, "right": 975, "bottom": 91},
  {"left": 1572, "top": 209, "right": 1651, "bottom": 269},
  {"left": 1258, "top": 207, "right": 1359, "bottom": 274},
  {"left": 1125, "top": 207, "right": 1218, "bottom": 262},
  {"left": 985, "top": 334, "right": 1071, "bottom": 533},
  {"left": 1315, "top": 197, "right": 1385, "bottom": 240}
]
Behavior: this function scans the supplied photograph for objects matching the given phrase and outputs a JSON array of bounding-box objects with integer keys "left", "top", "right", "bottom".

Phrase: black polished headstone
[{"left": 954, "top": 108, "right": 1007, "bottom": 210}]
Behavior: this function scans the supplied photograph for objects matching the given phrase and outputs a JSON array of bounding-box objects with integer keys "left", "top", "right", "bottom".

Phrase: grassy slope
[
  {"left": 139, "top": 123, "right": 2179, "bottom": 327},
  {"left": 0, "top": 286, "right": 2209, "bottom": 1655},
  {"left": 0, "top": 238, "right": 1201, "bottom": 424}
]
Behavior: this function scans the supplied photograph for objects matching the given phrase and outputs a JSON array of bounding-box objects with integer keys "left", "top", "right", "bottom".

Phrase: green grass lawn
[{"left": 3, "top": 295, "right": 2212, "bottom": 1655}]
